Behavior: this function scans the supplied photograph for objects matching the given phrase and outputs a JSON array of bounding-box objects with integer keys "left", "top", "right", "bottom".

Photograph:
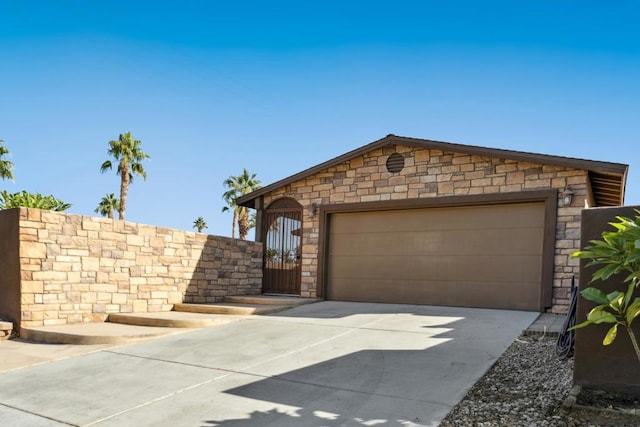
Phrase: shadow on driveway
[{"left": 0, "top": 302, "right": 538, "bottom": 427}]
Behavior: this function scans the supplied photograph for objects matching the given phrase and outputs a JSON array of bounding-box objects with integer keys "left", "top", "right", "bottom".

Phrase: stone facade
[
  {"left": 2, "top": 208, "right": 262, "bottom": 328},
  {"left": 262, "top": 145, "right": 587, "bottom": 313}
]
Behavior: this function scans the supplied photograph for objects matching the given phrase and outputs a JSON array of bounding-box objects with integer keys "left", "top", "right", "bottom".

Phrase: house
[{"left": 237, "top": 135, "right": 628, "bottom": 313}]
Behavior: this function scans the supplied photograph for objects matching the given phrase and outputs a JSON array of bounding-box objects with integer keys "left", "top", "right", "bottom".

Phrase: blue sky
[{"left": 1, "top": 1, "right": 638, "bottom": 238}]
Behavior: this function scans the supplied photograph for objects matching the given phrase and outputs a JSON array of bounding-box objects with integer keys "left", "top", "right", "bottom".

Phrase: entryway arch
[{"left": 262, "top": 198, "right": 302, "bottom": 295}]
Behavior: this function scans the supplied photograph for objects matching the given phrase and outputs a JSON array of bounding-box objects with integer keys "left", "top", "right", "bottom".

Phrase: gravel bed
[{"left": 439, "top": 335, "right": 639, "bottom": 426}]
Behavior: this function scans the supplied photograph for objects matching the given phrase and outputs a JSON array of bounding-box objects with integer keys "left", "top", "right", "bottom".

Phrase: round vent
[{"left": 386, "top": 153, "right": 405, "bottom": 173}]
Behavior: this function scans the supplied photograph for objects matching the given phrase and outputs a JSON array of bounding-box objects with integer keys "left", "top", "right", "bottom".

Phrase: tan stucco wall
[
  {"left": 15, "top": 208, "right": 262, "bottom": 327},
  {"left": 0, "top": 208, "right": 21, "bottom": 328},
  {"left": 262, "top": 145, "right": 587, "bottom": 313}
]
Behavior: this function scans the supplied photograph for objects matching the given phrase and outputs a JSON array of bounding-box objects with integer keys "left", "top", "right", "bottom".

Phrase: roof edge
[
  {"left": 390, "top": 135, "right": 628, "bottom": 175},
  {"left": 237, "top": 134, "right": 629, "bottom": 208},
  {"left": 237, "top": 135, "right": 392, "bottom": 208}
]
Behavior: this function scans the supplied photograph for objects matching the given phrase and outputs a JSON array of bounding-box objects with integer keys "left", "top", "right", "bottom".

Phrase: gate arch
[{"left": 262, "top": 198, "right": 302, "bottom": 294}]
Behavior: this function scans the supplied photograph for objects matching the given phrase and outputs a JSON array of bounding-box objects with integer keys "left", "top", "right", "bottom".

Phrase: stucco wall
[
  {"left": 15, "top": 208, "right": 262, "bottom": 327},
  {"left": 262, "top": 145, "right": 587, "bottom": 313},
  {"left": 0, "top": 208, "right": 21, "bottom": 328},
  {"left": 574, "top": 205, "right": 640, "bottom": 396}
]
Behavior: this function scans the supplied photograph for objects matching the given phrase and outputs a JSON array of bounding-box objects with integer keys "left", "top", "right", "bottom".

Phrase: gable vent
[{"left": 386, "top": 153, "right": 405, "bottom": 173}]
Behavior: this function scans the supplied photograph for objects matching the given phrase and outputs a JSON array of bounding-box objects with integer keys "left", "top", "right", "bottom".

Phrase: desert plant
[
  {"left": 193, "top": 216, "right": 208, "bottom": 233},
  {"left": 100, "top": 132, "right": 150, "bottom": 220},
  {"left": 571, "top": 212, "right": 640, "bottom": 363}
]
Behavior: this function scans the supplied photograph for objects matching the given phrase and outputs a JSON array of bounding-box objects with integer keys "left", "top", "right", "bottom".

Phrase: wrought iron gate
[{"left": 262, "top": 198, "right": 302, "bottom": 294}]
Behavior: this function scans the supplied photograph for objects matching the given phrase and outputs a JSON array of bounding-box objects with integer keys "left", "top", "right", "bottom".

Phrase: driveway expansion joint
[
  {"left": 0, "top": 402, "right": 77, "bottom": 427},
  {"left": 103, "top": 349, "right": 231, "bottom": 374}
]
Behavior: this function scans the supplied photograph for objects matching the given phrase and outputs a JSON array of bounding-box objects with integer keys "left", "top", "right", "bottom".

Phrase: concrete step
[
  {"left": 107, "top": 311, "right": 239, "bottom": 328},
  {"left": 224, "top": 295, "right": 319, "bottom": 306},
  {"left": 20, "top": 323, "right": 189, "bottom": 345},
  {"left": 17, "top": 296, "right": 321, "bottom": 345},
  {"left": 0, "top": 320, "right": 13, "bottom": 340},
  {"left": 173, "top": 302, "right": 290, "bottom": 316},
  {"left": 522, "top": 313, "right": 565, "bottom": 337}
]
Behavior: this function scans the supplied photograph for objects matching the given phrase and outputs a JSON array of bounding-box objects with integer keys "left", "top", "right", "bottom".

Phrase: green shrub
[{"left": 572, "top": 212, "right": 640, "bottom": 363}]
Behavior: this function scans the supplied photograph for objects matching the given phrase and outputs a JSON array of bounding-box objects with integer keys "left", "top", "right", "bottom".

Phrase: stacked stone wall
[
  {"left": 263, "top": 146, "right": 587, "bottom": 313},
  {"left": 15, "top": 208, "right": 262, "bottom": 327}
]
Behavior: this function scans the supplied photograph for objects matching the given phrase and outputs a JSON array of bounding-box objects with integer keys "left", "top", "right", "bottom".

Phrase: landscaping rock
[{"left": 439, "top": 336, "right": 639, "bottom": 426}]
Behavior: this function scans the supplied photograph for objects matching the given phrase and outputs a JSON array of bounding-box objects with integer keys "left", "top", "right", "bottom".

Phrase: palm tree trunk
[
  {"left": 108, "top": 210, "right": 113, "bottom": 219},
  {"left": 119, "top": 166, "right": 129, "bottom": 220},
  {"left": 238, "top": 209, "right": 249, "bottom": 240},
  {"left": 232, "top": 209, "right": 237, "bottom": 238}
]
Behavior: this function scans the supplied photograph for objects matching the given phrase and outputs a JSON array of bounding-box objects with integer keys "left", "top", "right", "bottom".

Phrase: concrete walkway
[
  {"left": 523, "top": 313, "right": 566, "bottom": 337},
  {"left": 0, "top": 302, "right": 537, "bottom": 427}
]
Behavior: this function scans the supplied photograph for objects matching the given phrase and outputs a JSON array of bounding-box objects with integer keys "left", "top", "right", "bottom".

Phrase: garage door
[{"left": 326, "top": 202, "right": 545, "bottom": 311}]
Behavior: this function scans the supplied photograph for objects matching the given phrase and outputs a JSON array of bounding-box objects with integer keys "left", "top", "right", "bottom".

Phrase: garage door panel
[
  {"left": 328, "top": 278, "right": 540, "bottom": 311},
  {"left": 329, "top": 203, "right": 544, "bottom": 234},
  {"left": 329, "top": 254, "right": 542, "bottom": 283},
  {"left": 330, "top": 228, "right": 543, "bottom": 257},
  {"left": 327, "top": 203, "right": 545, "bottom": 311}
]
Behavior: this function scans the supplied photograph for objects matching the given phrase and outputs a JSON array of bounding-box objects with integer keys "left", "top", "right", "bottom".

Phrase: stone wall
[
  {"left": 262, "top": 145, "right": 588, "bottom": 313},
  {"left": 0, "top": 208, "right": 21, "bottom": 328},
  {"left": 6, "top": 208, "right": 262, "bottom": 328}
]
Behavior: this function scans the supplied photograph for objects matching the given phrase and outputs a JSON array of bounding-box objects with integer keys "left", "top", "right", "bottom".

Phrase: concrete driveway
[{"left": 0, "top": 302, "right": 537, "bottom": 427}]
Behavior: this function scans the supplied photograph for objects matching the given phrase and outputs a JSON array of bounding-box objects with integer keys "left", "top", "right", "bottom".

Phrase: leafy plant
[
  {"left": 0, "top": 190, "right": 71, "bottom": 211},
  {"left": 193, "top": 216, "right": 208, "bottom": 233},
  {"left": 0, "top": 141, "right": 70, "bottom": 212},
  {"left": 571, "top": 212, "right": 640, "bottom": 364},
  {"left": 265, "top": 248, "right": 279, "bottom": 260}
]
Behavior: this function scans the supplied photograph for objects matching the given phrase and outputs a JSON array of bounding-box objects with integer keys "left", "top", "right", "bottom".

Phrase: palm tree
[
  {"left": 100, "top": 132, "right": 150, "bottom": 220},
  {"left": 0, "top": 140, "right": 15, "bottom": 182},
  {"left": 95, "top": 193, "right": 120, "bottom": 219},
  {"left": 221, "top": 168, "right": 261, "bottom": 240},
  {"left": 193, "top": 216, "right": 208, "bottom": 233},
  {"left": 221, "top": 196, "right": 239, "bottom": 239}
]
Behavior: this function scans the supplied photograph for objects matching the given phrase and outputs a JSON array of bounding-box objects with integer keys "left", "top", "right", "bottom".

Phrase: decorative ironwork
[{"left": 262, "top": 198, "right": 302, "bottom": 294}]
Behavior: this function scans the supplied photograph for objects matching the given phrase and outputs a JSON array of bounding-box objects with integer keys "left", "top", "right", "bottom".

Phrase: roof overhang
[{"left": 237, "top": 134, "right": 629, "bottom": 208}]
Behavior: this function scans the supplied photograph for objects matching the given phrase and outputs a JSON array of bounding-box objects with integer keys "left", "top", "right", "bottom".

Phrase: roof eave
[
  {"left": 391, "top": 135, "right": 629, "bottom": 175},
  {"left": 237, "top": 134, "right": 629, "bottom": 208}
]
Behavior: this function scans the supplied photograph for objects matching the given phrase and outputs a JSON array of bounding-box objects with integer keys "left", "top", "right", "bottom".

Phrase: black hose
[{"left": 555, "top": 276, "right": 578, "bottom": 359}]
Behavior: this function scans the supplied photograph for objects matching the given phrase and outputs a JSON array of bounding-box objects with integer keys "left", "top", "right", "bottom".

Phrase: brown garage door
[{"left": 327, "top": 202, "right": 545, "bottom": 311}]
